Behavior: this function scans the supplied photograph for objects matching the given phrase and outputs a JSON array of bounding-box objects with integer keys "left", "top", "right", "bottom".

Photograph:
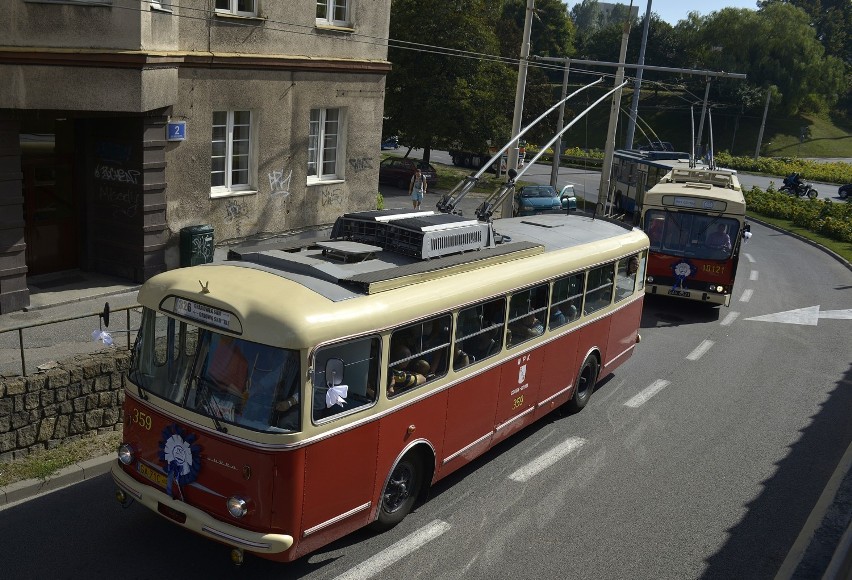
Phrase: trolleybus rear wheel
[
  {"left": 568, "top": 354, "right": 598, "bottom": 412},
  {"left": 372, "top": 453, "right": 424, "bottom": 531}
]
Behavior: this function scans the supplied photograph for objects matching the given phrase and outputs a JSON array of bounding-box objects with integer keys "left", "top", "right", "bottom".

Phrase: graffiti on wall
[
  {"left": 348, "top": 157, "right": 374, "bottom": 172},
  {"left": 268, "top": 166, "right": 293, "bottom": 199},
  {"left": 321, "top": 187, "right": 345, "bottom": 207},
  {"left": 97, "top": 184, "right": 140, "bottom": 218},
  {"left": 224, "top": 198, "right": 248, "bottom": 224},
  {"left": 94, "top": 164, "right": 141, "bottom": 185}
]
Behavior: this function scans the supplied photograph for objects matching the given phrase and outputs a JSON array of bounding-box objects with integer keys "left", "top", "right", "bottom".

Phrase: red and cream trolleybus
[
  {"left": 641, "top": 167, "right": 749, "bottom": 306},
  {"left": 111, "top": 209, "right": 649, "bottom": 563}
]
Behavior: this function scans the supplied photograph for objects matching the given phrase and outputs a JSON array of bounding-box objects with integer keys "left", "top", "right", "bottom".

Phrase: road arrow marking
[{"left": 745, "top": 306, "right": 852, "bottom": 326}]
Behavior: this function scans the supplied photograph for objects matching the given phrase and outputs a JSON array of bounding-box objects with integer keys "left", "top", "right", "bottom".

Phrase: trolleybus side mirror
[
  {"left": 101, "top": 302, "right": 111, "bottom": 329},
  {"left": 325, "top": 358, "right": 344, "bottom": 387}
]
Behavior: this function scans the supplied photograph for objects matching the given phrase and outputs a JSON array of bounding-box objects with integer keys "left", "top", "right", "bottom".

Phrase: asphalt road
[
  {"left": 1, "top": 218, "right": 849, "bottom": 578},
  {"left": 387, "top": 148, "right": 849, "bottom": 203}
]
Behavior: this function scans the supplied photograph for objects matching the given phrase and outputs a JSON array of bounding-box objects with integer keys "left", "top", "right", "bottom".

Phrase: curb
[
  {"left": 745, "top": 215, "right": 852, "bottom": 273},
  {"left": 0, "top": 454, "right": 115, "bottom": 509}
]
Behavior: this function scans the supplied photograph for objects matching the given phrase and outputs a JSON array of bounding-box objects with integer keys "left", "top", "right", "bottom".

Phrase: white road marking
[
  {"left": 508, "top": 436, "right": 587, "bottom": 483},
  {"left": 750, "top": 270, "right": 759, "bottom": 281},
  {"left": 686, "top": 340, "right": 714, "bottom": 361},
  {"left": 334, "top": 520, "right": 451, "bottom": 580},
  {"left": 744, "top": 253, "right": 755, "bottom": 263},
  {"left": 746, "top": 306, "right": 852, "bottom": 326},
  {"left": 739, "top": 289, "right": 754, "bottom": 302},
  {"left": 720, "top": 311, "right": 740, "bottom": 326},
  {"left": 624, "top": 379, "right": 671, "bottom": 408}
]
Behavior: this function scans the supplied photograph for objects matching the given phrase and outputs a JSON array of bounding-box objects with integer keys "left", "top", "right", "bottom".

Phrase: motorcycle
[{"left": 780, "top": 177, "right": 818, "bottom": 199}]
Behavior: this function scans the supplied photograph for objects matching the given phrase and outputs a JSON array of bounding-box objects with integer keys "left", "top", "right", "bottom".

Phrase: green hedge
[
  {"left": 717, "top": 153, "right": 852, "bottom": 185},
  {"left": 744, "top": 186, "right": 852, "bottom": 243}
]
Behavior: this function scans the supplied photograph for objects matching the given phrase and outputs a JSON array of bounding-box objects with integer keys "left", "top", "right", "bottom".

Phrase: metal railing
[{"left": 0, "top": 303, "right": 141, "bottom": 377}]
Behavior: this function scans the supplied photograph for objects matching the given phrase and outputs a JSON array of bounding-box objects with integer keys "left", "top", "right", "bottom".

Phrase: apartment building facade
[{"left": 0, "top": 0, "right": 391, "bottom": 313}]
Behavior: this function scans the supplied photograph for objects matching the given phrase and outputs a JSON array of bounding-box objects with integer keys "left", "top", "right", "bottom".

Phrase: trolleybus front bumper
[
  {"left": 646, "top": 283, "right": 731, "bottom": 306},
  {"left": 111, "top": 463, "right": 293, "bottom": 554}
]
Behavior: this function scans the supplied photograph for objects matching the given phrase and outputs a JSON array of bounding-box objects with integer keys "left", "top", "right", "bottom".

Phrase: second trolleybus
[{"left": 110, "top": 208, "right": 649, "bottom": 563}]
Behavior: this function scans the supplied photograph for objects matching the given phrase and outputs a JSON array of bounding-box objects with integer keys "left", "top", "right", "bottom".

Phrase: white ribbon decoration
[
  {"left": 326, "top": 384, "right": 348, "bottom": 408},
  {"left": 92, "top": 329, "right": 114, "bottom": 346}
]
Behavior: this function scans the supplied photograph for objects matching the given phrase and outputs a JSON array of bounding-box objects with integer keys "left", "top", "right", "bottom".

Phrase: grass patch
[
  {"left": 748, "top": 211, "right": 852, "bottom": 263},
  {"left": 0, "top": 431, "right": 120, "bottom": 487}
]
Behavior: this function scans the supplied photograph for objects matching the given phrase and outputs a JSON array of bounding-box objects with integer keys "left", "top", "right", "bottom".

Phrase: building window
[
  {"left": 316, "top": 0, "right": 349, "bottom": 26},
  {"left": 211, "top": 111, "right": 252, "bottom": 195},
  {"left": 308, "top": 108, "right": 341, "bottom": 182},
  {"left": 215, "top": 0, "right": 256, "bottom": 17},
  {"left": 150, "top": 0, "right": 172, "bottom": 10}
]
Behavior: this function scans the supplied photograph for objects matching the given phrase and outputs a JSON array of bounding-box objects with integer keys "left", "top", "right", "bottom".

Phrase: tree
[
  {"left": 690, "top": 5, "right": 846, "bottom": 115},
  {"left": 497, "top": 0, "right": 576, "bottom": 145},
  {"left": 383, "top": 0, "right": 515, "bottom": 162}
]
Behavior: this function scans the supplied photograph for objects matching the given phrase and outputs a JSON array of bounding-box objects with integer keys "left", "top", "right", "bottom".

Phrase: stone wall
[{"left": 0, "top": 350, "right": 129, "bottom": 461}]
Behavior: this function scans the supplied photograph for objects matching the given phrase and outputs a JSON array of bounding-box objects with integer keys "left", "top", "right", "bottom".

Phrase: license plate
[
  {"left": 668, "top": 289, "right": 691, "bottom": 297},
  {"left": 138, "top": 462, "right": 168, "bottom": 488}
]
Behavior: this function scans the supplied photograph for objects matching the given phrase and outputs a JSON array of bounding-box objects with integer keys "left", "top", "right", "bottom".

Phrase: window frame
[
  {"left": 584, "top": 263, "right": 616, "bottom": 315},
  {"left": 454, "top": 298, "right": 506, "bottom": 371},
  {"left": 316, "top": 0, "right": 351, "bottom": 27},
  {"left": 211, "top": 110, "right": 254, "bottom": 197},
  {"left": 387, "top": 314, "right": 453, "bottom": 399},
  {"left": 308, "top": 107, "right": 343, "bottom": 183},
  {"left": 311, "top": 335, "right": 381, "bottom": 424},
  {"left": 507, "top": 284, "right": 549, "bottom": 347},
  {"left": 215, "top": 0, "right": 257, "bottom": 17},
  {"left": 549, "top": 273, "right": 585, "bottom": 330}
]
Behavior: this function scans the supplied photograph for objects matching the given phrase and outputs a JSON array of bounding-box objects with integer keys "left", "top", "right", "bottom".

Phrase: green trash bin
[{"left": 180, "top": 224, "right": 214, "bottom": 267}]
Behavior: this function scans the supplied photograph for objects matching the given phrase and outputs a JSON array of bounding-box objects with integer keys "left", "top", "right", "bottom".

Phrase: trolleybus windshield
[
  {"left": 644, "top": 210, "right": 740, "bottom": 260},
  {"left": 130, "top": 308, "right": 302, "bottom": 433}
]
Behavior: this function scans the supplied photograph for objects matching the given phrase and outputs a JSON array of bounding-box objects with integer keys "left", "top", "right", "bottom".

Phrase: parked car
[
  {"left": 839, "top": 183, "right": 851, "bottom": 200},
  {"left": 378, "top": 158, "right": 438, "bottom": 190},
  {"left": 513, "top": 185, "right": 564, "bottom": 216},
  {"left": 381, "top": 136, "right": 400, "bottom": 150},
  {"left": 559, "top": 184, "right": 577, "bottom": 211}
]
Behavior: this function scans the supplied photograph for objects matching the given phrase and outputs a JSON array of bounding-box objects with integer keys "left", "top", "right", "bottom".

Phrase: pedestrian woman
[{"left": 409, "top": 167, "right": 427, "bottom": 210}]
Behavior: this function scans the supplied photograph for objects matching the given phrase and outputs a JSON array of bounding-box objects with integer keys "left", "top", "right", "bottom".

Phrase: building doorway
[{"left": 21, "top": 132, "right": 80, "bottom": 275}]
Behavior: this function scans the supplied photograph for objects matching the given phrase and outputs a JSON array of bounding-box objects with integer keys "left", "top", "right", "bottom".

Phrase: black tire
[
  {"left": 806, "top": 188, "right": 818, "bottom": 199},
  {"left": 568, "top": 354, "right": 598, "bottom": 412},
  {"left": 371, "top": 453, "right": 424, "bottom": 532}
]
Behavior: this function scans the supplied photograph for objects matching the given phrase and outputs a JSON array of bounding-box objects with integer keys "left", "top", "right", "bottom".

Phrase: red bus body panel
[
  {"left": 437, "top": 367, "right": 500, "bottom": 478},
  {"left": 648, "top": 253, "right": 736, "bottom": 291},
  {"left": 119, "top": 397, "right": 276, "bottom": 533}
]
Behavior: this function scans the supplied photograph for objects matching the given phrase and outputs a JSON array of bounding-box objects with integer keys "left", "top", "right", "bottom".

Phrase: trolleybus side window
[
  {"left": 507, "top": 284, "right": 548, "bottom": 347},
  {"left": 549, "top": 273, "right": 584, "bottom": 330},
  {"left": 313, "top": 336, "right": 380, "bottom": 422},
  {"left": 388, "top": 314, "right": 452, "bottom": 398},
  {"left": 615, "top": 254, "right": 641, "bottom": 302},
  {"left": 584, "top": 263, "right": 615, "bottom": 315},
  {"left": 454, "top": 297, "right": 506, "bottom": 370}
]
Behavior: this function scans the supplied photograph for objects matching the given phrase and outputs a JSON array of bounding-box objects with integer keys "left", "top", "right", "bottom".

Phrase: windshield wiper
[{"left": 193, "top": 376, "right": 228, "bottom": 433}]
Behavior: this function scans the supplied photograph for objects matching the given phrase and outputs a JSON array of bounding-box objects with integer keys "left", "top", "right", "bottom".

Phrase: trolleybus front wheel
[
  {"left": 372, "top": 453, "right": 424, "bottom": 531},
  {"left": 568, "top": 354, "right": 599, "bottom": 412}
]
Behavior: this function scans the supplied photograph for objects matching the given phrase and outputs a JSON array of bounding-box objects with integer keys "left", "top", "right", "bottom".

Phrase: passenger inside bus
[
  {"left": 387, "top": 343, "right": 427, "bottom": 397},
  {"left": 508, "top": 295, "right": 544, "bottom": 345}
]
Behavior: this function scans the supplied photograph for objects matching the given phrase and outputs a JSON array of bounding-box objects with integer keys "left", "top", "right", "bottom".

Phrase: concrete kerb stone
[{"left": 0, "top": 453, "right": 115, "bottom": 508}]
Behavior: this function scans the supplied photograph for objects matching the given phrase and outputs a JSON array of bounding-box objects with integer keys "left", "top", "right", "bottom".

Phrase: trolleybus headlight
[
  {"left": 227, "top": 496, "right": 248, "bottom": 518},
  {"left": 118, "top": 443, "right": 134, "bottom": 465}
]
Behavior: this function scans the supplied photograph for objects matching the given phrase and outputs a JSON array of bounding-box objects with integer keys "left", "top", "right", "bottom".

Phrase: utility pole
[
  {"left": 504, "top": 0, "right": 535, "bottom": 218},
  {"left": 624, "top": 0, "right": 652, "bottom": 150},
  {"left": 754, "top": 87, "right": 772, "bottom": 160},
  {"left": 695, "top": 79, "right": 711, "bottom": 155},
  {"left": 598, "top": 3, "right": 632, "bottom": 216},
  {"left": 550, "top": 61, "right": 571, "bottom": 187}
]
